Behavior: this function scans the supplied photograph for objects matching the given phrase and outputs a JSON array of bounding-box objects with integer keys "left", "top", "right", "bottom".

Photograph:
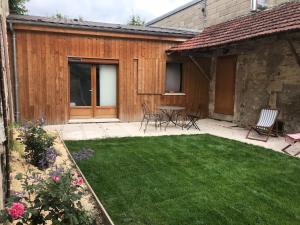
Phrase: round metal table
[{"left": 158, "top": 105, "right": 185, "bottom": 128}]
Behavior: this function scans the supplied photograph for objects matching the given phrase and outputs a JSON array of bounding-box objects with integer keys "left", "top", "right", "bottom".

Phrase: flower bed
[{"left": 1, "top": 122, "right": 104, "bottom": 225}]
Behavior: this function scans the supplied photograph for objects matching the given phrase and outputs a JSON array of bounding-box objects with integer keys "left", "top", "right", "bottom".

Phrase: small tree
[
  {"left": 52, "top": 13, "right": 68, "bottom": 20},
  {"left": 9, "top": 0, "right": 29, "bottom": 15},
  {"left": 127, "top": 15, "right": 145, "bottom": 26},
  {"left": 52, "top": 13, "right": 84, "bottom": 21}
]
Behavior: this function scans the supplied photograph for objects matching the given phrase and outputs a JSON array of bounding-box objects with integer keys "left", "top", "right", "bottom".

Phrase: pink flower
[
  {"left": 71, "top": 170, "right": 78, "bottom": 177},
  {"left": 51, "top": 176, "right": 60, "bottom": 183},
  {"left": 7, "top": 202, "right": 25, "bottom": 219},
  {"left": 72, "top": 177, "right": 84, "bottom": 186}
]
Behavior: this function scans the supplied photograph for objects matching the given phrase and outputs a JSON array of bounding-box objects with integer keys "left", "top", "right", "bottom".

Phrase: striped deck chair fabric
[
  {"left": 256, "top": 109, "right": 279, "bottom": 129},
  {"left": 246, "top": 109, "right": 279, "bottom": 142}
]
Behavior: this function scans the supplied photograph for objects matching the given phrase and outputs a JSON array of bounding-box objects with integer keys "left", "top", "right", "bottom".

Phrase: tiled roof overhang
[{"left": 169, "top": 2, "right": 300, "bottom": 52}]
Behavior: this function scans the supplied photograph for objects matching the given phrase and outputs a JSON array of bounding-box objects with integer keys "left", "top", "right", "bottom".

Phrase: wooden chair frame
[{"left": 282, "top": 134, "right": 300, "bottom": 156}]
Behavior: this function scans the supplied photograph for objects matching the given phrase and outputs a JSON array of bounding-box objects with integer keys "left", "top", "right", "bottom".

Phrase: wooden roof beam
[
  {"left": 189, "top": 56, "right": 210, "bottom": 81},
  {"left": 287, "top": 39, "right": 300, "bottom": 67}
]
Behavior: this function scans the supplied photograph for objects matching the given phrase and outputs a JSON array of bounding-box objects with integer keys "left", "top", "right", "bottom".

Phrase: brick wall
[{"left": 149, "top": 1, "right": 206, "bottom": 31}]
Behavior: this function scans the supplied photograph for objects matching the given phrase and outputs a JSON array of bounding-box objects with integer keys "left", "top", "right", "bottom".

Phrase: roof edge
[
  {"left": 7, "top": 14, "right": 197, "bottom": 38},
  {"left": 146, "top": 0, "right": 203, "bottom": 26},
  {"left": 168, "top": 1, "right": 300, "bottom": 52}
]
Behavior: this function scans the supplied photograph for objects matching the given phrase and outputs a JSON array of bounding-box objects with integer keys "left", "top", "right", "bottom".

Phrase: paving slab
[{"left": 45, "top": 119, "right": 300, "bottom": 158}]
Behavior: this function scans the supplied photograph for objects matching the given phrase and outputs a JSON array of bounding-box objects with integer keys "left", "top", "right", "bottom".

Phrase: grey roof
[
  {"left": 146, "top": 0, "right": 203, "bottom": 26},
  {"left": 7, "top": 14, "right": 197, "bottom": 38}
]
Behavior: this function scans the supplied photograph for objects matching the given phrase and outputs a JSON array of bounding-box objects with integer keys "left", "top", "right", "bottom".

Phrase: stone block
[{"left": 267, "top": 80, "right": 283, "bottom": 94}]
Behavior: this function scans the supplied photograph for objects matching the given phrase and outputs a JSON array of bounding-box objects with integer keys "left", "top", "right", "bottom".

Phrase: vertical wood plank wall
[{"left": 13, "top": 26, "right": 209, "bottom": 124}]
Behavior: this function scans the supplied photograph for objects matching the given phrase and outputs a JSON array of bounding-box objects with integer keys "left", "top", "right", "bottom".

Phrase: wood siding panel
[
  {"left": 13, "top": 26, "right": 210, "bottom": 124},
  {"left": 138, "top": 58, "right": 165, "bottom": 95}
]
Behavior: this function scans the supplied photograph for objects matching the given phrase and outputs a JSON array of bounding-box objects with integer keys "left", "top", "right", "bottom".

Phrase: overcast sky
[{"left": 25, "top": 0, "right": 191, "bottom": 24}]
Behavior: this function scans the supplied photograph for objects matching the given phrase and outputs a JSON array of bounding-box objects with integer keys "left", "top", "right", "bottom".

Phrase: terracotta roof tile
[{"left": 170, "top": 2, "right": 300, "bottom": 51}]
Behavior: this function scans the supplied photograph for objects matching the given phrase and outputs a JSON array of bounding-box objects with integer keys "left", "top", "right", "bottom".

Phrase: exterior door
[
  {"left": 214, "top": 56, "right": 237, "bottom": 115},
  {"left": 69, "top": 63, "right": 93, "bottom": 118},
  {"left": 69, "top": 63, "right": 118, "bottom": 119},
  {"left": 94, "top": 65, "right": 118, "bottom": 118}
]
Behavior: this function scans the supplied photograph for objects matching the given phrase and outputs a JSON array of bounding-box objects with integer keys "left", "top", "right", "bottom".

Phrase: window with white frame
[{"left": 165, "top": 63, "right": 183, "bottom": 93}]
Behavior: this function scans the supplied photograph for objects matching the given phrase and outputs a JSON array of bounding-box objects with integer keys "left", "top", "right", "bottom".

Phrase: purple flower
[
  {"left": 38, "top": 147, "right": 58, "bottom": 169},
  {"left": 48, "top": 166, "right": 65, "bottom": 177},
  {"left": 71, "top": 148, "right": 94, "bottom": 161}
]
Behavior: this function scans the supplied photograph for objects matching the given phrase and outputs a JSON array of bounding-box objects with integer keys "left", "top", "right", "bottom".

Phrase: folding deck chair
[
  {"left": 246, "top": 109, "right": 279, "bottom": 142},
  {"left": 282, "top": 133, "right": 300, "bottom": 156}
]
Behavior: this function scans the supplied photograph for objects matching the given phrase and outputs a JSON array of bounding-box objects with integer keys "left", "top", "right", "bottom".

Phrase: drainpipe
[
  {"left": 251, "top": 0, "right": 257, "bottom": 11},
  {"left": 9, "top": 22, "right": 19, "bottom": 122}
]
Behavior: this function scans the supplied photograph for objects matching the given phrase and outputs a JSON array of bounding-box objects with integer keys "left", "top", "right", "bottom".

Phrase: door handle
[{"left": 89, "top": 89, "right": 93, "bottom": 92}]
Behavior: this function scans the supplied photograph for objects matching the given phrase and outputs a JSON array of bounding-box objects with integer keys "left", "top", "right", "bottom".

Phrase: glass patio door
[
  {"left": 94, "top": 65, "right": 118, "bottom": 118},
  {"left": 69, "top": 63, "right": 93, "bottom": 118},
  {"left": 69, "top": 62, "right": 118, "bottom": 119}
]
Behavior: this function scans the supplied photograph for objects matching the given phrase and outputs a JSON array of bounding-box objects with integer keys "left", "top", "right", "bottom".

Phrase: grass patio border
[{"left": 59, "top": 135, "right": 116, "bottom": 225}]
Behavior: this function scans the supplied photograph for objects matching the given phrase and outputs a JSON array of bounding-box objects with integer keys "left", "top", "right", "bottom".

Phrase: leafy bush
[
  {"left": 38, "top": 147, "right": 58, "bottom": 169},
  {"left": 18, "top": 119, "right": 56, "bottom": 169},
  {"left": 71, "top": 148, "right": 94, "bottom": 162},
  {"left": 9, "top": 138, "right": 25, "bottom": 156},
  {"left": 0, "top": 167, "right": 95, "bottom": 225}
]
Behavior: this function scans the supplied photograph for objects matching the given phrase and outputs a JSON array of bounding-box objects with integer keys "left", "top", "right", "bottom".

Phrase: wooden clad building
[{"left": 7, "top": 15, "right": 209, "bottom": 125}]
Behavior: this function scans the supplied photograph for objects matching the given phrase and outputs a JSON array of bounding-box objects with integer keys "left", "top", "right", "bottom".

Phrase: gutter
[
  {"left": 7, "top": 19, "right": 197, "bottom": 39},
  {"left": 9, "top": 22, "right": 19, "bottom": 122}
]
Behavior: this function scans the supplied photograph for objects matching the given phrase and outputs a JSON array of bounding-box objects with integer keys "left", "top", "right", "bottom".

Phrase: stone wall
[
  {"left": 209, "top": 32, "right": 300, "bottom": 132},
  {"left": 150, "top": 0, "right": 294, "bottom": 30},
  {"left": 0, "top": 0, "right": 10, "bottom": 210},
  {"left": 151, "top": 0, "right": 293, "bottom": 30},
  {"left": 206, "top": 0, "right": 293, "bottom": 27},
  {"left": 206, "top": 0, "right": 250, "bottom": 27},
  {"left": 270, "top": 0, "right": 295, "bottom": 6},
  {"left": 148, "top": 1, "right": 206, "bottom": 31}
]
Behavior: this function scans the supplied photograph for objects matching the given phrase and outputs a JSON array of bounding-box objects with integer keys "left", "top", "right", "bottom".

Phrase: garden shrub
[
  {"left": 18, "top": 119, "right": 56, "bottom": 169},
  {"left": 10, "top": 138, "right": 25, "bottom": 156},
  {"left": 0, "top": 167, "right": 95, "bottom": 225}
]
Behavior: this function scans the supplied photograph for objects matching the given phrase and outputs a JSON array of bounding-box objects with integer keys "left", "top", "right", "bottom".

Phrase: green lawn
[{"left": 65, "top": 135, "right": 300, "bottom": 225}]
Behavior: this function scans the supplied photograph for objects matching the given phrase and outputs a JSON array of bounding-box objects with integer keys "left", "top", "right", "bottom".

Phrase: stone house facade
[
  {"left": 147, "top": 0, "right": 294, "bottom": 30},
  {"left": 206, "top": 0, "right": 292, "bottom": 26},
  {"left": 146, "top": 0, "right": 206, "bottom": 31},
  {"left": 209, "top": 34, "right": 300, "bottom": 132},
  {"left": 166, "top": 2, "right": 300, "bottom": 133}
]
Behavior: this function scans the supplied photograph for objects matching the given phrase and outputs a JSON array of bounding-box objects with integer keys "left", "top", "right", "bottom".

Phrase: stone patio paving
[{"left": 45, "top": 119, "right": 300, "bottom": 157}]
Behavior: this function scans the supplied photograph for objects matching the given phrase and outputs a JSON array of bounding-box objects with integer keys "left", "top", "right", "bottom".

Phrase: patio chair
[
  {"left": 140, "top": 102, "right": 161, "bottom": 133},
  {"left": 185, "top": 106, "right": 202, "bottom": 131},
  {"left": 173, "top": 111, "right": 187, "bottom": 130},
  {"left": 282, "top": 133, "right": 300, "bottom": 156},
  {"left": 246, "top": 108, "right": 279, "bottom": 142}
]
